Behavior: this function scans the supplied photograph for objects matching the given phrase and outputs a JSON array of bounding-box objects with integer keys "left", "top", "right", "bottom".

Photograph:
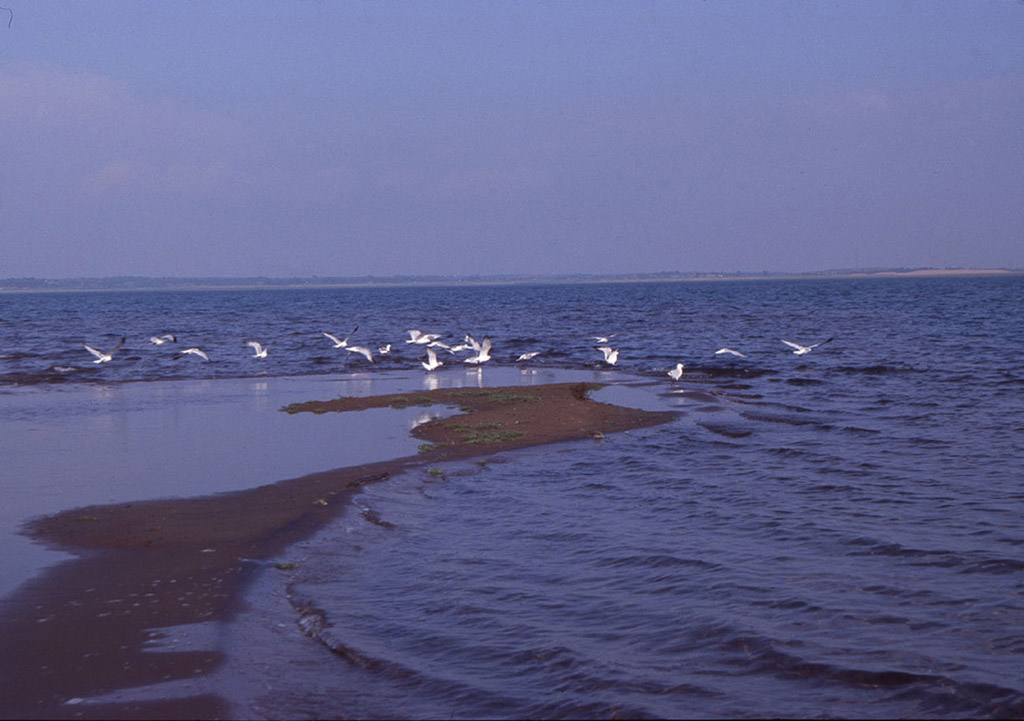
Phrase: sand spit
[{"left": 1, "top": 382, "right": 675, "bottom": 719}]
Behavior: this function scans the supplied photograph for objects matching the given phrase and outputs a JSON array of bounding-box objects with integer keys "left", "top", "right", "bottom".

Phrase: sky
[{"left": 1, "top": 1, "right": 1022, "bottom": 279}]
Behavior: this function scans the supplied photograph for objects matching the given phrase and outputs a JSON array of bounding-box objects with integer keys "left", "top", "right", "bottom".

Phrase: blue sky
[{"left": 2, "top": 1, "right": 1022, "bottom": 278}]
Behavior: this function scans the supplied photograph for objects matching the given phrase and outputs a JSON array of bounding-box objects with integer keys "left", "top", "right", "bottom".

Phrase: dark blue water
[{"left": 2, "top": 277, "right": 1023, "bottom": 718}]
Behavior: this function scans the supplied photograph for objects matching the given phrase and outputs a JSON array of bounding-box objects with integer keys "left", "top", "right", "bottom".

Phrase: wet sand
[{"left": 0, "top": 382, "right": 675, "bottom": 719}]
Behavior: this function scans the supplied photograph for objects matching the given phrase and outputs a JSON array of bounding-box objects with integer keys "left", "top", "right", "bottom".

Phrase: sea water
[{"left": 1, "top": 276, "right": 1022, "bottom": 718}]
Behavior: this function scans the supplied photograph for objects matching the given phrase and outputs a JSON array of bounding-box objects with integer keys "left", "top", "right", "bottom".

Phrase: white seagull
[
  {"left": 713, "top": 347, "right": 748, "bottom": 358},
  {"left": 781, "top": 338, "right": 834, "bottom": 356},
  {"left": 595, "top": 346, "right": 619, "bottom": 366},
  {"left": 175, "top": 347, "right": 210, "bottom": 361},
  {"left": 464, "top": 336, "right": 492, "bottom": 365},
  {"left": 516, "top": 351, "right": 542, "bottom": 362},
  {"left": 422, "top": 346, "right": 443, "bottom": 371},
  {"left": 84, "top": 337, "right": 126, "bottom": 364},
  {"left": 323, "top": 326, "right": 358, "bottom": 349},
  {"left": 377, "top": 343, "right": 392, "bottom": 356},
  {"left": 346, "top": 345, "right": 375, "bottom": 363},
  {"left": 406, "top": 329, "right": 442, "bottom": 345},
  {"left": 592, "top": 335, "right": 615, "bottom": 344},
  {"left": 246, "top": 340, "right": 268, "bottom": 358},
  {"left": 149, "top": 334, "right": 176, "bottom": 345},
  {"left": 668, "top": 362, "right": 685, "bottom": 380}
]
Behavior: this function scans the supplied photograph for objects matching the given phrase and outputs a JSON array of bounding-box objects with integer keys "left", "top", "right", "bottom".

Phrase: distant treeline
[{"left": 1, "top": 268, "right": 1016, "bottom": 292}]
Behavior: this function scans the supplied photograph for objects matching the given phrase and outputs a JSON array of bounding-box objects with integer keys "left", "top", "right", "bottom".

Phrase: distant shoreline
[{"left": 1, "top": 267, "right": 1019, "bottom": 292}]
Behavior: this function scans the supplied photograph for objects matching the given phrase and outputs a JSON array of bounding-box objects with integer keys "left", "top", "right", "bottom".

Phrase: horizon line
[{"left": 2, "top": 266, "right": 1021, "bottom": 291}]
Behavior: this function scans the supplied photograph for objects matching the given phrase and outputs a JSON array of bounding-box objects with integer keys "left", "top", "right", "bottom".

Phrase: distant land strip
[{"left": 1, "top": 268, "right": 1020, "bottom": 292}]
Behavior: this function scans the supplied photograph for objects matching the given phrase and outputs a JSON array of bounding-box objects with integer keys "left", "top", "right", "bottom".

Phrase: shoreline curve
[{"left": 0, "top": 381, "right": 676, "bottom": 720}]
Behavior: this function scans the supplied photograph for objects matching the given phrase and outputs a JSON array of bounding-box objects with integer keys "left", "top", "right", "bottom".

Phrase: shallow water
[
  {"left": 1, "top": 277, "right": 1022, "bottom": 717},
  {"left": 241, "top": 374, "right": 1023, "bottom": 719},
  {"left": 0, "top": 371, "right": 510, "bottom": 598}
]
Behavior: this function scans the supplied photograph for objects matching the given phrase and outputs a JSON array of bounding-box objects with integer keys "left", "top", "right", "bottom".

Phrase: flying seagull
[
  {"left": 668, "top": 362, "right": 685, "bottom": 380},
  {"left": 346, "top": 345, "right": 375, "bottom": 363},
  {"left": 174, "top": 347, "right": 210, "bottom": 361},
  {"left": 84, "top": 337, "right": 126, "bottom": 363},
  {"left": 377, "top": 343, "right": 392, "bottom": 356},
  {"left": 713, "top": 347, "right": 747, "bottom": 358},
  {"left": 516, "top": 351, "right": 542, "bottom": 362},
  {"left": 422, "top": 346, "right": 443, "bottom": 371},
  {"left": 464, "top": 335, "right": 492, "bottom": 365},
  {"left": 591, "top": 335, "right": 615, "bottom": 344},
  {"left": 323, "top": 326, "right": 358, "bottom": 349},
  {"left": 149, "top": 334, "right": 176, "bottom": 345},
  {"left": 246, "top": 340, "right": 268, "bottom": 358},
  {"left": 595, "top": 345, "right": 619, "bottom": 366},
  {"left": 406, "top": 329, "right": 442, "bottom": 345},
  {"left": 781, "top": 338, "right": 834, "bottom": 356}
]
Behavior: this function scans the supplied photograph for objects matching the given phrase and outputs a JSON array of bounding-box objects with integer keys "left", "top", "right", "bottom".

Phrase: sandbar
[{"left": 0, "top": 382, "right": 675, "bottom": 719}]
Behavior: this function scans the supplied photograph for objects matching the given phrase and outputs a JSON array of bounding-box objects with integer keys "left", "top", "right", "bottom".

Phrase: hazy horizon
[{"left": 2, "top": 2, "right": 1022, "bottom": 278}]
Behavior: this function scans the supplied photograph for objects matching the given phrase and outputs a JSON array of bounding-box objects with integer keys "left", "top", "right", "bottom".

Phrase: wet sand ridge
[{"left": 0, "top": 382, "right": 675, "bottom": 719}]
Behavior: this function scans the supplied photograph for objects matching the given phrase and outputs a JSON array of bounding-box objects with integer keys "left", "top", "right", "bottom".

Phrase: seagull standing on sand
[
  {"left": 422, "top": 346, "right": 443, "bottom": 371},
  {"left": 84, "top": 337, "right": 126, "bottom": 363},
  {"left": 781, "top": 338, "right": 834, "bottom": 355},
  {"left": 713, "top": 347, "right": 747, "bottom": 358},
  {"left": 464, "top": 335, "right": 492, "bottom": 365},
  {"left": 595, "top": 346, "right": 619, "bottom": 366},
  {"left": 323, "top": 327, "right": 358, "bottom": 349},
  {"left": 668, "top": 363, "right": 685, "bottom": 380},
  {"left": 174, "top": 347, "right": 210, "bottom": 361},
  {"left": 246, "top": 341, "right": 268, "bottom": 358},
  {"left": 149, "top": 334, "right": 176, "bottom": 345},
  {"left": 346, "top": 345, "right": 375, "bottom": 363}
]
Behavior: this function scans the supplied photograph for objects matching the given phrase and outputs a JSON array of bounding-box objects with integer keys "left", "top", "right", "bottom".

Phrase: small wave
[
  {"left": 819, "top": 423, "right": 882, "bottom": 435},
  {"left": 784, "top": 377, "right": 825, "bottom": 386},
  {"left": 360, "top": 508, "right": 397, "bottom": 529},
  {"left": 738, "top": 411, "right": 814, "bottom": 426},
  {"left": 739, "top": 638, "right": 1024, "bottom": 716},
  {"left": 835, "top": 363, "right": 921, "bottom": 375},
  {"left": 697, "top": 422, "right": 753, "bottom": 439},
  {"left": 293, "top": 599, "right": 394, "bottom": 673},
  {"left": 767, "top": 446, "right": 807, "bottom": 458},
  {"left": 903, "top": 436, "right": 953, "bottom": 447},
  {"left": 844, "top": 541, "right": 959, "bottom": 561},
  {"left": 702, "top": 366, "right": 775, "bottom": 380},
  {"left": 957, "top": 557, "right": 1024, "bottom": 575},
  {"left": 807, "top": 483, "right": 856, "bottom": 493},
  {"left": 0, "top": 351, "right": 44, "bottom": 361},
  {"left": 841, "top": 541, "right": 1024, "bottom": 575},
  {"left": 597, "top": 554, "right": 722, "bottom": 572}
]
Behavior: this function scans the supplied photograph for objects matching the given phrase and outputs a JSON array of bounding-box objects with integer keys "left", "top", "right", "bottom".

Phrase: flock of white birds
[{"left": 84, "top": 329, "right": 834, "bottom": 380}]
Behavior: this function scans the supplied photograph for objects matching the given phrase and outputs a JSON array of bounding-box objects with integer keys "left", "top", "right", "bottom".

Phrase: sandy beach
[{"left": 0, "top": 381, "right": 674, "bottom": 720}]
